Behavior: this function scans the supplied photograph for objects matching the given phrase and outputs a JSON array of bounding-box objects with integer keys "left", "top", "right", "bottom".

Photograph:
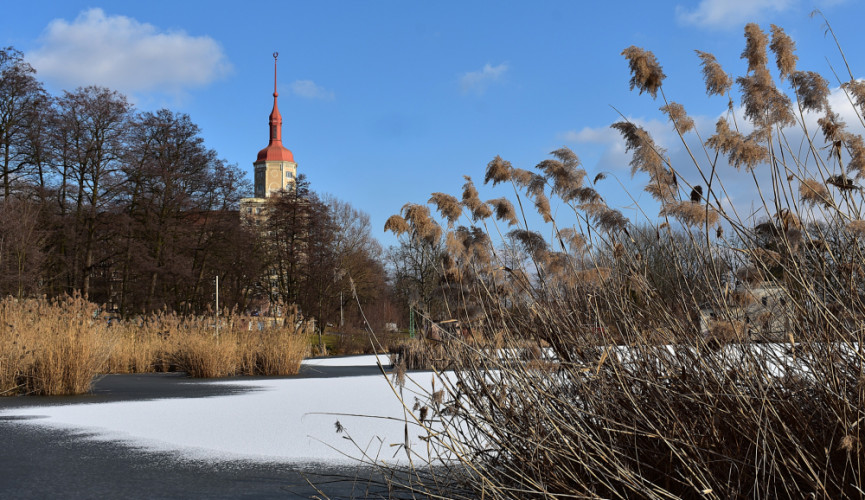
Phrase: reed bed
[
  {"left": 1, "top": 296, "right": 312, "bottom": 395},
  {"left": 371, "top": 21, "right": 865, "bottom": 499},
  {"left": 106, "top": 310, "right": 311, "bottom": 378},
  {"left": 0, "top": 295, "right": 110, "bottom": 396}
]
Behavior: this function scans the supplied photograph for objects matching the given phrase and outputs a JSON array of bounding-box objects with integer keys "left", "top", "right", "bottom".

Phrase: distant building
[{"left": 241, "top": 52, "right": 297, "bottom": 219}]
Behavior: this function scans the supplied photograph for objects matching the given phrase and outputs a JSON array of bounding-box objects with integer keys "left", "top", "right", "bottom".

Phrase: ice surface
[
  {"left": 300, "top": 354, "right": 391, "bottom": 368},
  {"left": 0, "top": 357, "right": 437, "bottom": 466}
]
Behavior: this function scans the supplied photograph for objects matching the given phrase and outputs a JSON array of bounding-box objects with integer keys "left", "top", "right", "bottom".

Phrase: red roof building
[{"left": 252, "top": 52, "right": 297, "bottom": 199}]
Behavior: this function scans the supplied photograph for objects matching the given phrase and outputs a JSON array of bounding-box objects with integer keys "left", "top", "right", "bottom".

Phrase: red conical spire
[{"left": 257, "top": 51, "right": 294, "bottom": 163}]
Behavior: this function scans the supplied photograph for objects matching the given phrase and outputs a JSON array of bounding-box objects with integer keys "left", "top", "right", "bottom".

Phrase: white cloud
[
  {"left": 676, "top": 0, "right": 795, "bottom": 29},
  {"left": 27, "top": 8, "right": 231, "bottom": 95},
  {"left": 459, "top": 63, "right": 509, "bottom": 95},
  {"left": 288, "top": 80, "right": 335, "bottom": 100}
]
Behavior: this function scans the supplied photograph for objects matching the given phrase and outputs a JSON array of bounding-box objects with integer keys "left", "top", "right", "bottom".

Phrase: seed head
[
  {"left": 534, "top": 192, "right": 553, "bottom": 223},
  {"left": 842, "top": 79, "right": 865, "bottom": 116},
  {"left": 507, "top": 229, "right": 547, "bottom": 258},
  {"left": 557, "top": 227, "right": 586, "bottom": 254},
  {"left": 789, "top": 71, "right": 828, "bottom": 112},
  {"left": 622, "top": 46, "right": 666, "bottom": 98},
  {"left": 485, "top": 155, "right": 512, "bottom": 186},
  {"left": 461, "top": 177, "right": 492, "bottom": 221},
  {"left": 384, "top": 215, "right": 410, "bottom": 236},
  {"left": 660, "top": 201, "right": 719, "bottom": 227},
  {"left": 428, "top": 192, "right": 463, "bottom": 225},
  {"left": 769, "top": 25, "right": 797, "bottom": 80},
  {"left": 487, "top": 197, "right": 519, "bottom": 226},
  {"left": 846, "top": 220, "right": 865, "bottom": 238},
  {"left": 840, "top": 435, "right": 859, "bottom": 452},
  {"left": 705, "top": 118, "right": 769, "bottom": 170},
  {"left": 817, "top": 110, "right": 846, "bottom": 143},
  {"left": 660, "top": 102, "right": 695, "bottom": 133},
  {"left": 741, "top": 23, "right": 768, "bottom": 72},
  {"left": 696, "top": 50, "right": 732, "bottom": 97},
  {"left": 737, "top": 67, "right": 795, "bottom": 130},
  {"left": 611, "top": 121, "right": 668, "bottom": 180},
  {"left": 799, "top": 179, "right": 833, "bottom": 208},
  {"left": 402, "top": 203, "right": 442, "bottom": 244},
  {"left": 846, "top": 135, "right": 865, "bottom": 179}
]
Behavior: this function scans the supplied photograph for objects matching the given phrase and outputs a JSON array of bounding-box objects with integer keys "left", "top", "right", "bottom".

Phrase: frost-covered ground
[{"left": 0, "top": 355, "right": 436, "bottom": 466}]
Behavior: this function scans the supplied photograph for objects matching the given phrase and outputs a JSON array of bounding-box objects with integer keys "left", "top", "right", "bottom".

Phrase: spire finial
[{"left": 273, "top": 52, "right": 279, "bottom": 97}]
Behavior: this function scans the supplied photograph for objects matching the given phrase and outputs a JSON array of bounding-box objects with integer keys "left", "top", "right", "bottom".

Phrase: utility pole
[{"left": 215, "top": 275, "right": 220, "bottom": 340}]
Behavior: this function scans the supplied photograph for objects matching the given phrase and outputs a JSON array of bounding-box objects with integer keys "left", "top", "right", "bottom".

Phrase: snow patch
[{"left": 0, "top": 357, "right": 438, "bottom": 466}]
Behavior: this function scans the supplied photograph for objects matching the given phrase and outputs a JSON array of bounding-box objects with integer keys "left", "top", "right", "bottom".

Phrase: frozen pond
[{"left": 0, "top": 355, "right": 437, "bottom": 498}]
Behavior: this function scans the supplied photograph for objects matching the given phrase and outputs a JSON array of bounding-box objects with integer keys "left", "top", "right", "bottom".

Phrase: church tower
[{"left": 253, "top": 52, "right": 297, "bottom": 198}]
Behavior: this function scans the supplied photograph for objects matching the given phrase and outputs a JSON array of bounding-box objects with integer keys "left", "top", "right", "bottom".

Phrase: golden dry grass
[
  {"left": 1, "top": 297, "right": 312, "bottom": 395},
  {"left": 1, "top": 295, "right": 110, "bottom": 395}
]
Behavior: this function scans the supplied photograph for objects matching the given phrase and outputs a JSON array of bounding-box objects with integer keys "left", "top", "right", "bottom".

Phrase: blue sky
[{"left": 3, "top": 1, "right": 864, "bottom": 248}]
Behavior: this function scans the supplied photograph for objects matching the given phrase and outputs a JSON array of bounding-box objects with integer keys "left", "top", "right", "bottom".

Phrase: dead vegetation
[
  {"left": 374, "top": 21, "right": 865, "bottom": 499},
  {"left": 1, "top": 296, "right": 311, "bottom": 395}
]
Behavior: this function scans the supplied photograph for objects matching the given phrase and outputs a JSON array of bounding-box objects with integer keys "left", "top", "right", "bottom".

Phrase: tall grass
[
  {"left": 376, "top": 21, "right": 865, "bottom": 499},
  {"left": 1, "top": 297, "right": 312, "bottom": 395},
  {"left": 107, "top": 309, "right": 312, "bottom": 378},
  {"left": 0, "top": 295, "right": 109, "bottom": 395}
]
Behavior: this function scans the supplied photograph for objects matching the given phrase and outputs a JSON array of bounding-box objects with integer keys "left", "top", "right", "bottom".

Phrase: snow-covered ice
[
  {"left": 0, "top": 357, "right": 438, "bottom": 466},
  {"left": 300, "top": 354, "right": 391, "bottom": 368}
]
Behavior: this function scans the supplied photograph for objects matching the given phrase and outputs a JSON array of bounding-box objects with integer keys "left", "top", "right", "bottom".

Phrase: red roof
[{"left": 257, "top": 142, "right": 294, "bottom": 162}]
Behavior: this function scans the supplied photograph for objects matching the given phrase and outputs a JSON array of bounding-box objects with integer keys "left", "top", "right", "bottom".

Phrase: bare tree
[
  {"left": 325, "top": 195, "right": 389, "bottom": 326},
  {"left": 0, "top": 47, "right": 47, "bottom": 199},
  {"left": 0, "top": 198, "right": 45, "bottom": 297},
  {"left": 50, "top": 86, "right": 131, "bottom": 297},
  {"left": 387, "top": 235, "right": 446, "bottom": 328}
]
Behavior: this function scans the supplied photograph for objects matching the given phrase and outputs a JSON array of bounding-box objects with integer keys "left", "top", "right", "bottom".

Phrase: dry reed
[
  {"left": 1, "top": 297, "right": 311, "bottom": 395},
  {"left": 371, "top": 21, "right": 865, "bottom": 499}
]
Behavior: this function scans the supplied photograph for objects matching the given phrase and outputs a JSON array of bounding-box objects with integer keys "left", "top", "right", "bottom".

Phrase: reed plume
[
  {"left": 507, "top": 229, "right": 547, "bottom": 258},
  {"left": 461, "top": 176, "right": 492, "bottom": 221},
  {"left": 799, "top": 179, "right": 833, "bottom": 208},
  {"left": 846, "top": 135, "right": 865, "bottom": 178},
  {"left": 557, "top": 227, "right": 586, "bottom": 253},
  {"left": 610, "top": 123, "right": 676, "bottom": 205},
  {"left": 402, "top": 203, "right": 443, "bottom": 244},
  {"left": 769, "top": 24, "right": 797, "bottom": 80},
  {"left": 737, "top": 66, "right": 795, "bottom": 130},
  {"left": 660, "top": 201, "right": 719, "bottom": 227},
  {"left": 621, "top": 46, "right": 666, "bottom": 98},
  {"left": 818, "top": 110, "right": 846, "bottom": 143},
  {"left": 660, "top": 102, "right": 695, "bottom": 133},
  {"left": 484, "top": 155, "right": 512, "bottom": 186},
  {"left": 510, "top": 168, "right": 534, "bottom": 188},
  {"left": 534, "top": 192, "right": 553, "bottom": 223},
  {"left": 846, "top": 220, "right": 865, "bottom": 237},
  {"left": 696, "top": 50, "right": 732, "bottom": 96},
  {"left": 789, "top": 71, "right": 829, "bottom": 112},
  {"left": 428, "top": 192, "right": 463, "bottom": 225},
  {"left": 842, "top": 79, "right": 865, "bottom": 115},
  {"left": 706, "top": 118, "right": 768, "bottom": 170},
  {"left": 741, "top": 23, "right": 769, "bottom": 72},
  {"left": 487, "top": 197, "right": 519, "bottom": 226},
  {"left": 384, "top": 214, "right": 411, "bottom": 236}
]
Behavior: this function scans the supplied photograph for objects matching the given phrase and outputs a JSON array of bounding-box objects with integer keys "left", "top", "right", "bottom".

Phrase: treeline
[{"left": 0, "top": 46, "right": 396, "bottom": 329}]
